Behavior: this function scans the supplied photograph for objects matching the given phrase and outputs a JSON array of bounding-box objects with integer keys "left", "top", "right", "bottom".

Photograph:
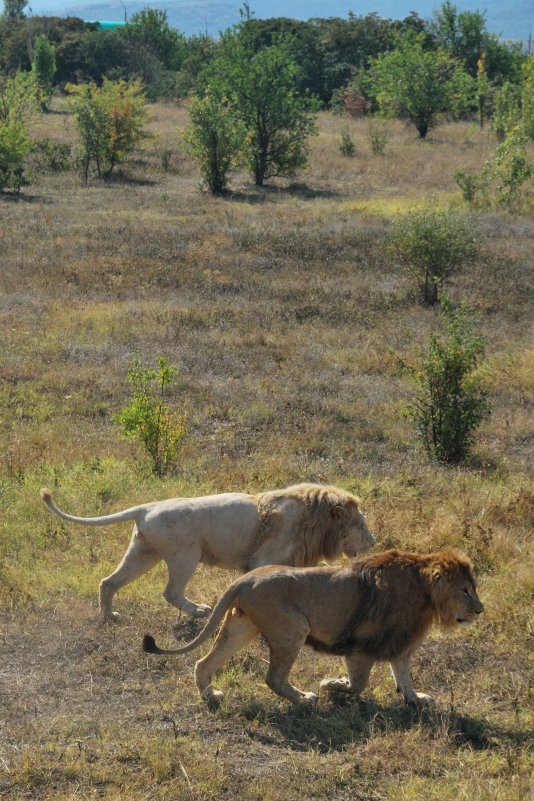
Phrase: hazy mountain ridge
[{"left": 27, "top": 0, "right": 533, "bottom": 41}]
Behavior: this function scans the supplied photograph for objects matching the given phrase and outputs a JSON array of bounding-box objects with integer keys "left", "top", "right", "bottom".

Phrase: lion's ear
[{"left": 331, "top": 504, "right": 348, "bottom": 520}]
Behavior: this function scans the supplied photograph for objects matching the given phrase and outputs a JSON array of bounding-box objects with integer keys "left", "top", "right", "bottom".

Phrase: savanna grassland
[{"left": 1, "top": 101, "right": 533, "bottom": 800}]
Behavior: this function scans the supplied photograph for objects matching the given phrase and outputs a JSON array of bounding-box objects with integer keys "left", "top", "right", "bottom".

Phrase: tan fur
[
  {"left": 41, "top": 483, "right": 375, "bottom": 622},
  {"left": 143, "top": 548, "right": 483, "bottom": 708}
]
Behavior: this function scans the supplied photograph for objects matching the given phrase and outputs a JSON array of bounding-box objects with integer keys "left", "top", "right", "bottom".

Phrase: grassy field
[{"left": 1, "top": 101, "right": 533, "bottom": 800}]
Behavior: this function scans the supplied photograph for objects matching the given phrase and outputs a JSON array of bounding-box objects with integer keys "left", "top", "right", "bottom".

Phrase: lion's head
[{"left": 425, "top": 551, "right": 484, "bottom": 628}]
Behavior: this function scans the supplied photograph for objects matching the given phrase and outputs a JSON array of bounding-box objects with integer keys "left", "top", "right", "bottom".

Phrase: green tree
[
  {"left": 386, "top": 207, "right": 477, "bottom": 305},
  {"left": 208, "top": 32, "right": 319, "bottom": 186},
  {"left": 66, "top": 78, "right": 149, "bottom": 182},
  {"left": 491, "top": 82, "right": 521, "bottom": 141},
  {"left": 2, "top": 0, "right": 27, "bottom": 19},
  {"left": 0, "top": 71, "right": 36, "bottom": 191},
  {"left": 184, "top": 92, "right": 244, "bottom": 194},
  {"left": 123, "top": 8, "right": 185, "bottom": 71},
  {"left": 116, "top": 357, "right": 187, "bottom": 477},
  {"left": 430, "top": 1, "right": 485, "bottom": 75},
  {"left": 521, "top": 57, "right": 534, "bottom": 140},
  {"left": 31, "top": 34, "right": 56, "bottom": 111},
  {"left": 367, "top": 33, "right": 457, "bottom": 138},
  {"left": 403, "top": 299, "right": 489, "bottom": 464}
]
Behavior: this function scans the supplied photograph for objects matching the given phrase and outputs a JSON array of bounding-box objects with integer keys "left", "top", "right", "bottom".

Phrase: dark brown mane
[{"left": 306, "top": 548, "right": 475, "bottom": 661}]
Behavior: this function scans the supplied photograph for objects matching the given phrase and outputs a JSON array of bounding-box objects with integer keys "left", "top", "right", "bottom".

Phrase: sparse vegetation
[{"left": 0, "top": 82, "right": 533, "bottom": 801}]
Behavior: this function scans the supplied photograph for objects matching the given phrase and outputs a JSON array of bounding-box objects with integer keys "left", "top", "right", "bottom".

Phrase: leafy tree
[
  {"left": 403, "top": 299, "right": 489, "bottom": 464},
  {"left": 0, "top": 70, "right": 38, "bottom": 124},
  {"left": 430, "top": 1, "right": 485, "bottom": 76},
  {"left": 491, "top": 126, "right": 532, "bottom": 209},
  {"left": 31, "top": 34, "right": 56, "bottom": 111},
  {"left": 521, "top": 57, "right": 534, "bottom": 140},
  {"left": 491, "top": 82, "right": 521, "bottom": 141},
  {"left": 67, "top": 78, "right": 149, "bottom": 181},
  {"left": 0, "top": 119, "right": 30, "bottom": 191},
  {"left": 367, "top": 33, "right": 458, "bottom": 138},
  {"left": 386, "top": 207, "right": 477, "bottom": 305},
  {"left": 123, "top": 9, "right": 186, "bottom": 71},
  {"left": 208, "top": 32, "right": 319, "bottom": 186},
  {"left": 2, "top": 0, "right": 27, "bottom": 19},
  {"left": 184, "top": 92, "right": 244, "bottom": 194},
  {"left": 476, "top": 54, "right": 490, "bottom": 128},
  {"left": 116, "top": 356, "right": 187, "bottom": 477},
  {"left": 0, "top": 71, "right": 36, "bottom": 191}
]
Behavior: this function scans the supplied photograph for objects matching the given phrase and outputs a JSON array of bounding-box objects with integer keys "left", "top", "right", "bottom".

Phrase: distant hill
[{"left": 27, "top": 0, "right": 533, "bottom": 42}]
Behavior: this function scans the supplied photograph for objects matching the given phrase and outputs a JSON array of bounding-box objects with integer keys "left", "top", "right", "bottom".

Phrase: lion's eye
[{"left": 463, "top": 588, "right": 470, "bottom": 596}]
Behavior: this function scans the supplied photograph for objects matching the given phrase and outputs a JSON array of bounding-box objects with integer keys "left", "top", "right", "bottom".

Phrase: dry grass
[{"left": 0, "top": 100, "right": 533, "bottom": 800}]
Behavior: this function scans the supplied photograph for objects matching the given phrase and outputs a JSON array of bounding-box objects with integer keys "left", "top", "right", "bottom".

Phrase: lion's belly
[{"left": 142, "top": 493, "right": 261, "bottom": 568}]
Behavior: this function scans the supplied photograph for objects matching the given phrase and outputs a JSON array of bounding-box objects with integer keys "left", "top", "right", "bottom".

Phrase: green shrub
[
  {"left": 115, "top": 357, "right": 188, "bottom": 477},
  {"left": 367, "top": 120, "right": 388, "bottom": 155},
  {"left": 453, "top": 169, "right": 480, "bottom": 204},
  {"left": 31, "top": 138, "right": 72, "bottom": 172},
  {"left": 184, "top": 92, "right": 244, "bottom": 194},
  {"left": 492, "top": 125, "right": 532, "bottom": 210},
  {"left": 339, "top": 125, "right": 356, "bottom": 157},
  {"left": 0, "top": 121, "right": 31, "bottom": 192},
  {"left": 386, "top": 207, "right": 477, "bottom": 305},
  {"left": 404, "top": 299, "right": 489, "bottom": 465},
  {"left": 66, "top": 78, "right": 149, "bottom": 182}
]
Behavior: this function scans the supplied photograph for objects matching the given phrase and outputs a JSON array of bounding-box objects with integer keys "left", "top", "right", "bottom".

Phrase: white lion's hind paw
[
  {"left": 299, "top": 692, "right": 318, "bottom": 706},
  {"left": 191, "top": 604, "right": 212, "bottom": 618},
  {"left": 202, "top": 688, "right": 224, "bottom": 710},
  {"left": 406, "top": 692, "right": 433, "bottom": 706}
]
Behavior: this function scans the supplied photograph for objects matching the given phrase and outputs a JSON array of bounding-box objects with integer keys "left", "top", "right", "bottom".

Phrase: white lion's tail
[
  {"left": 40, "top": 488, "right": 142, "bottom": 527},
  {"left": 142, "top": 582, "right": 242, "bottom": 656}
]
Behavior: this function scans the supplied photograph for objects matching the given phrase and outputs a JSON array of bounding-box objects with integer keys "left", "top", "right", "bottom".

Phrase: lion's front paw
[
  {"left": 320, "top": 677, "right": 352, "bottom": 694},
  {"left": 102, "top": 611, "right": 121, "bottom": 624}
]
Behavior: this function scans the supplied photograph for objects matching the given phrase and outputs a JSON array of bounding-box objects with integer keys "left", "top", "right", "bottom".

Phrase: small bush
[
  {"left": 115, "top": 356, "right": 188, "bottom": 477},
  {"left": 454, "top": 169, "right": 480, "bottom": 204},
  {"left": 386, "top": 207, "right": 477, "bottom": 305},
  {"left": 403, "top": 299, "right": 489, "bottom": 465},
  {"left": 367, "top": 120, "right": 388, "bottom": 155},
  {"left": 339, "top": 125, "right": 356, "bottom": 157},
  {"left": 32, "top": 139, "right": 72, "bottom": 172}
]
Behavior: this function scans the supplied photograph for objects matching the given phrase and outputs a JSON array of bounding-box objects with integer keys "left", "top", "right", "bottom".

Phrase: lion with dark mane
[
  {"left": 41, "top": 483, "right": 374, "bottom": 622},
  {"left": 143, "top": 548, "right": 483, "bottom": 707}
]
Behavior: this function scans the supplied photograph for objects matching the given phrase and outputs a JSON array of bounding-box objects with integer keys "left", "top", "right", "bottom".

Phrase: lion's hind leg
[
  {"left": 195, "top": 608, "right": 258, "bottom": 709},
  {"left": 163, "top": 547, "right": 211, "bottom": 619},
  {"left": 264, "top": 615, "right": 317, "bottom": 706},
  {"left": 99, "top": 528, "right": 160, "bottom": 623},
  {"left": 320, "top": 652, "right": 374, "bottom": 696}
]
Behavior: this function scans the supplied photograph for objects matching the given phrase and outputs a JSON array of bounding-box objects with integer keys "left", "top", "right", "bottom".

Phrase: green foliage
[
  {"left": 339, "top": 125, "right": 356, "bottom": 157},
  {"left": 66, "top": 78, "right": 149, "bottom": 182},
  {"left": 491, "top": 82, "right": 521, "bottom": 141},
  {"left": 453, "top": 169, "right": 480, "bottom": 204},
  {"left": 0, "top": 119, "right": 30, "bottom": 191},
  {"left": 367, "top": 119, "right": 389, "bottom": 155},
  {"left": 184, "top": 92, "right": 244, "bottom": 194},
  {"left": 0, "top": 70, "right": 38, "bottom": 124},
  {"left": 476, "top": 54, "right": 490, "bottom": 128},
  {"left": 521, "top": 57, "right": 534, "bottom": 140},
  {"left": 2, "top": 0, "right": 27, "bottom": 19},
  {"left": 115, "top": 357, "right": 188, "bottom": 477},
  {"left": 0, "top": 71, "right": 36, "bottom": 191},
  {"left": 386, "top": 207, "right": 477, "bottom": 305},
  {"left": 31, "top": 34, "right": 56, "bottom": 111},
  {"left": 403, "top": 299, "right": 489, "bottom": 464},
  {"left": 31, "top": 138, "right": 72, "bottom": 172},
  {"left": 123, "top": 8, "right": 186, "bottom": 71},
  {"left": 207, "top": 32, "right": 319, "bottom": 186},
  {"left": 367, "top": 32, "right": 466, "bottom": 138},
  {"left": 491, "top": 125, "right": 532, "bottom": 210}
]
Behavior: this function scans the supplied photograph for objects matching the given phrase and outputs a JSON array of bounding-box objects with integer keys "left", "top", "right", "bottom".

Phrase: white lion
[{"left": 41, "top": 483, "right": 375, "bottom": 622}]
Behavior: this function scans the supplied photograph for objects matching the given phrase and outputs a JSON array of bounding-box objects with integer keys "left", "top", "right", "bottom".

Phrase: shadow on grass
[
  {"left": 226, "top": 182, "right": 339, "bottom": 204},
  {"left": 0, "top": 190, "right": 43, "bottom": 203},
  {"left": 238, "top": 695, "right": 533, "bottom": 754}
]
